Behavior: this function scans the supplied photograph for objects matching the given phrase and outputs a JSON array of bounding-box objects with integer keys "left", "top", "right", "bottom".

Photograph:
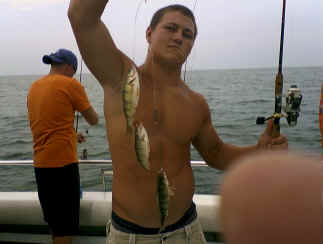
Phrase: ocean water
[{"left": 1, "top": 66, "right": 322, "bottom": 193}]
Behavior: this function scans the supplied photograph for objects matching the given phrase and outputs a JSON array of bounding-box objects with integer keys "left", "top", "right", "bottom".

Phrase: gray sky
[{"left": 1, "top": 0, "right": 322, "bottom": 75}]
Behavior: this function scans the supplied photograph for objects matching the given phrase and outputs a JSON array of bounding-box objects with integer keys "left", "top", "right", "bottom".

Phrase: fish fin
[
  {"left": 137, "top": 159, "right": 150, "bottom": 172},
  {"left": 146, "top": 161, "right": 151, "bottom": 171},
  {"left": 168, "top": 186, "right": 176, "bottom": 197}
]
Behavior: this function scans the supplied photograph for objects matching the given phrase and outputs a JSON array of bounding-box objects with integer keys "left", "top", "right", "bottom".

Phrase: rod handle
[{"left": 272, "top": 117, "right": 280, "bottom": 138}]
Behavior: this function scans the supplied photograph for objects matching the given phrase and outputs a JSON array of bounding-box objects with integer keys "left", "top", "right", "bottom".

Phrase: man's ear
[{"left": 146, "top": 27, "right": 152, "bottom": 44}]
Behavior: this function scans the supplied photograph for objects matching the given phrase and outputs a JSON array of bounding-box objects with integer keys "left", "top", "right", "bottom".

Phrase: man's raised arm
[{"left": 68, "top": 0, "right": 123, "bottom": 88}]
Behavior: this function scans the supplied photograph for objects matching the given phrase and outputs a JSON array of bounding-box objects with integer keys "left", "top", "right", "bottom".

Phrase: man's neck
[
  {"left": 140, "top": 59, "right": 183, "bottom": 87},
  {"left": 49, "top": 68, "right": 71, "bottom": 78}
]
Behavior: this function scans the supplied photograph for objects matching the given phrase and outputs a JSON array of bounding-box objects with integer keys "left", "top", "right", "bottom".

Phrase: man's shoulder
[
  {"left": 56, "top": 74, "right": 78, "bottom": 83},
  {"left": 183, "top": 84, "right": 207, "bottom": 104},
  {"left": 29, "top": 75, "right": 50, "bottom": 91},
  {"left": 32, "top": 74, "right": 50, "bottom": 83},
  {"left": 44, "top": 75, "right": 83, "bottom": 93},
  {"left": 36, "top": 74, "right": 77, "bottom": 84},
  {"left": 52, "top": 75, "right": 82, "bottom": 89}
]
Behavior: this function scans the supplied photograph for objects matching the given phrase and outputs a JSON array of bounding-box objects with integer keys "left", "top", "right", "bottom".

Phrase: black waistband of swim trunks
[{"left": 111, "top": 202, "right": 197, "bottom": 234}]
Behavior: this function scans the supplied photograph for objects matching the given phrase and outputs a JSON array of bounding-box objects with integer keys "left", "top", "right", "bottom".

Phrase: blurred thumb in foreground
[{"left": 219, "top": 151, "right": 323, "bottom": 244}]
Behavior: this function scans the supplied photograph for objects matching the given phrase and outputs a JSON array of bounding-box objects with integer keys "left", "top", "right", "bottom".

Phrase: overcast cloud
[{"left": 1, "top": 0, "right": 322, "bottom": 75}]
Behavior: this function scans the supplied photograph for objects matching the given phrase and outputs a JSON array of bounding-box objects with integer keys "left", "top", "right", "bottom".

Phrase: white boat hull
[{"left": 0, "top": 192, "right": 222, "bottom": 243}]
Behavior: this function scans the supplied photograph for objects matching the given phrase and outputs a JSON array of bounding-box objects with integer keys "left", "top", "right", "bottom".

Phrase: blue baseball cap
[{"left": 42, "top": 49, "right": 78, "bottom": 72}]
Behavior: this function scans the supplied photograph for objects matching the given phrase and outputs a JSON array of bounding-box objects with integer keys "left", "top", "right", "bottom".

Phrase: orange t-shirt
[{"left": 27, "top": 74, "right": 91, "bottom": 168}]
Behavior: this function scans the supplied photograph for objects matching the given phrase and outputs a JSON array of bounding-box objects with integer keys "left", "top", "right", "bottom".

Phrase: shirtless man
[{"left": 68, "top": 2, "right": 288, "bottom": 243}]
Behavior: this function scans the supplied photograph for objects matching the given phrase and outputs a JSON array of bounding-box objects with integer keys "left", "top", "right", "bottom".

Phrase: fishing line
[
  {"left": 183, "top": 0, "right": 199, "bottom": 82},
  {"left": 193, "top": 0, "right": 198, "bottom": 11},
  {"left": 132, "top": 0, "right": 145, "bottom": 62},
  {"left": 76, "top": 59, "right": 89, "bottom": 159}
]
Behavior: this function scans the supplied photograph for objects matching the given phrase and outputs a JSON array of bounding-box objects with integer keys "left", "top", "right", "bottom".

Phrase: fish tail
[
  {"left": 126, "top": 117, "right": 134, "bottom": 136},
  {"left": 158, "top": 213, "right": 166, "bottom": 233},
  {"left": 145, "top": 160, "right": 150, "bottom": 171},
  {"left": 157, "top": 169, "right": 170, "bottom": 233},
  {"left": 158, "top": 224, "right": 165, "bottom": 234},
  {"left": 126, "top": 122, "right": 133, "bottom": 145}
]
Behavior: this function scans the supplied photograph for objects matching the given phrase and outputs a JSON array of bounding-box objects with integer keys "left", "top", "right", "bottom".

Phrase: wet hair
[{"left": 149, "top": 4, "right": 198, "bottom": 39}]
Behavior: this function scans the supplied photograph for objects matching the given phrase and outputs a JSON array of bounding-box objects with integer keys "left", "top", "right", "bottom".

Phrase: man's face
[{"left": 147, "top": 11, "right": 195, "bottom": 66}]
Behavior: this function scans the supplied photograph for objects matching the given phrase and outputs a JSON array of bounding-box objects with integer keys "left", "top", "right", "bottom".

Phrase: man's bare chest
[{"left": 134, "top": 88, "right": 202, "bottom": 144}]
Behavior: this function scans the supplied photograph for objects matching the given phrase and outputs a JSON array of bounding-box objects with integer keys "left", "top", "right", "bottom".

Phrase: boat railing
[
  {"left": 0, "top": 160, "right": 208, "bottom": 166},
  {"left": 0, "top": 160, "right": 208, "bottom": 192}
]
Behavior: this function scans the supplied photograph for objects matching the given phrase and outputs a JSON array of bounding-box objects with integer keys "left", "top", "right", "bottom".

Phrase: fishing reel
[
  {"left": 284, "top": 85, "right": 302, "bottom": 126},
  {"left": 256, "top": 84, "right": 302, "bottom": 127},
  {"left": 80, "top": 129, "right": 89, "bottom": 160},
  {"left": 81, "top": 148, "right": 88, "bottom": 160}
]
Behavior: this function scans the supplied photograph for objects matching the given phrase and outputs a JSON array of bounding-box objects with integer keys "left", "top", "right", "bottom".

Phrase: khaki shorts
[{"left": 106, "top": 218, "right": 207, "bottom": 244}]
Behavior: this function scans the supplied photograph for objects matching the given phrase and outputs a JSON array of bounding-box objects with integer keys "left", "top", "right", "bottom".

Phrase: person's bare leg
[{"left": 53, "top": 236, "right": 72, "bottom": 244}]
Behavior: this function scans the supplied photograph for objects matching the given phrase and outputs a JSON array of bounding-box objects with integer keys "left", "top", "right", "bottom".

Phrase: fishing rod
[
  {"left": 257, "top": 0, "right": 302, "bottom": 133},
  {"left": 75, "top": 59, "right": 89, "bottom": 159},
  {"left": 75, "top": 59, "right": 83, "bottom": 133},
  {"left": 272, "top": 0, "right": 287, "bottom": 137}
]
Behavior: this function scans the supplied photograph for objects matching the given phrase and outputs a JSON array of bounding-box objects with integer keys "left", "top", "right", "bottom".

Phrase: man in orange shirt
[{"left": 27, "top": 48, "right": 99, "bottom": 244}]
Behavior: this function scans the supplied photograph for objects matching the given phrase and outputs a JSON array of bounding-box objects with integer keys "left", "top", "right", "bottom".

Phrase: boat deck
[{"left": 0, "top": 233, "right": 223, "bottom": 244}]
